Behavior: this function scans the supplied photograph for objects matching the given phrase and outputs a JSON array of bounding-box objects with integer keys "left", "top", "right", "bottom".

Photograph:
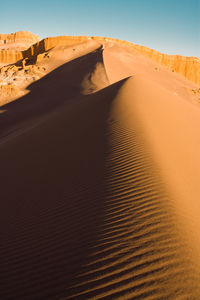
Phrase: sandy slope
[{"left": 1, "top": 42, "right": 200, "bottom": 299}]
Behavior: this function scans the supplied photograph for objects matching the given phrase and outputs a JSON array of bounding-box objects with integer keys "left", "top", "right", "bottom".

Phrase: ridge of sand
[{"left": 1, "top": 39, "right": 200, "bottom": 299}]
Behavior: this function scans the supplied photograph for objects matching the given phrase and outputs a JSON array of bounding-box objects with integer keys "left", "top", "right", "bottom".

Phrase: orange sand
[{"left": 0, "top": 38, "right": 200, "bottom": 299}]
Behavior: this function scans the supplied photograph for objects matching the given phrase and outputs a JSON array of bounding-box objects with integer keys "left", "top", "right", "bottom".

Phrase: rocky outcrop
[
  {"left": 0, "top": 31, "right": 40, "bottom": 64},
  {"left": 0, "top": 50, "right": 23, "bottom": 64}
]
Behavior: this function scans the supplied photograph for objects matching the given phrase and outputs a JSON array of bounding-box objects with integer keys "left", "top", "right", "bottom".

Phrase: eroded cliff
[{"left": 0, "top": 31, "right": 40, "bottom": 64}]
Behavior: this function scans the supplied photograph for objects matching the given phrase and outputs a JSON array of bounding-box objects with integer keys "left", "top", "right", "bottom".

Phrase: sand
[{"left": 0, "top": 40, "right": 200, "bottom": 299}]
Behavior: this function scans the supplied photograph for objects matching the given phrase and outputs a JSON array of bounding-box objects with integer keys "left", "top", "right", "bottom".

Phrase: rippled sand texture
[{"left": 1, "top": 43, "right": 200, "bottom": 299}]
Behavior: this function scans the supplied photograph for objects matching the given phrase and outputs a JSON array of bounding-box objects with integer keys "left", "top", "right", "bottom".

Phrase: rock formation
[{"left": 0, "top": 31, "right": 40, "bottom": 64}]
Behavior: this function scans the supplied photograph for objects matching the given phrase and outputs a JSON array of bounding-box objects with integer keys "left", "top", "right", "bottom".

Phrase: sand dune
[{"left": 1, "top": 38, "right": 200, "bottom": 299}]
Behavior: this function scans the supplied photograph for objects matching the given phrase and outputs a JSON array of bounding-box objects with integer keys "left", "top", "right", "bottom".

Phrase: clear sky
[{"left": 1, "top": 0, "right": 200, "bottom": 57}]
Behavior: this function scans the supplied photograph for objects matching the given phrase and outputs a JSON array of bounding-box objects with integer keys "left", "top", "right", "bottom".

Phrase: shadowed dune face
[
  {"left": 1, "top": 39, "right": 200, "bottom": 300},
  {"left": 0, "top": 79, "right": 122, "bottom": 299}
]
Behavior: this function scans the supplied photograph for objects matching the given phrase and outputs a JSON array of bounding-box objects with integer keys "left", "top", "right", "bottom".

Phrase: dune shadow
[{"left": 0, "top": 76, "right": 127, "bottom": 299}]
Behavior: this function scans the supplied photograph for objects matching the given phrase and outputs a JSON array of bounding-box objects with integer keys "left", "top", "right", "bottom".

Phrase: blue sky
[{"left": 1, "top": 0, "right": 199, "bottom": 57}]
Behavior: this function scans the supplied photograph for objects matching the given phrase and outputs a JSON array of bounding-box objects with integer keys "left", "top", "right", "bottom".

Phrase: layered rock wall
[
  {"left": 0, "top": 50, "right": 23, "bottom": 64},
  {"left": 0, "top": 31, "right": 40, "bottom": 64}
]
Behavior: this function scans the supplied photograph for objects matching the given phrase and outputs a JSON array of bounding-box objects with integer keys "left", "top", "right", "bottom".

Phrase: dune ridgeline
[{"left": 1, "top": 31, "right": 200, "bottom": 300}]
